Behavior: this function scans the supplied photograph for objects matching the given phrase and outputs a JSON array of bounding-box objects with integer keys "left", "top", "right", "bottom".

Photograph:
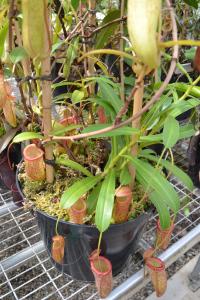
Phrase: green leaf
[
  {"left": 52, "top": 81, "right": 82, "bottom": 89},
  {"left": 150, "top": 192, "right": 171, "bottom": 229},
  {"left": 0, "top": 21, "right": 8, "bottom": 58},
  {"left": 51, "top": 41, "right": 64, "bottom": 54},
  {"left": 140, "top": 134, "right": 163, "bottom": 143},
  {"left": 13, "top": 132, "right": 43, "bottom": 143},
  {"left": 63, "top": 37, "right": 79, "bottom": 79},
  {"left": 51, "top": 124, "right": 81, "bottom": 136},
  {"left": 9, "top": 47, "right": 28, "bottom": 64},
  {"left": 71, "top": 90, "right": 85, "bottom": 103},
  {"left": 56, "top": 156, "right": 93, "bottom": 177},
  {"left": 184, "top": 207, "right": 190, "bottom": 217},
  {"left": 170, "top": 83, "right": 200, "bottom": 98},
  {"left": 141, "top": 153, "right": 194, "bottom": 190},
  {"left": 183, "top": 0, "right": 199, "bottom": 9},
  {"left": 71, "top": 0, "right": 80, "bottom": 9},
  {"left": 53, "top": 93, "right": 71, "bottom": 102},
  {"left": 95, "top": 10, "right": 120, "bottom": 49},
  {"left": 83, "top": 97, "right": 116, "bottom": 120},
  {"left": 60, "top": 175, "right": 102, "bottom": 209},
  {"left": 124, "top": 156, "right": 180, "bottom": 213},
  {"left": 82, "top": 124, "right": 139, "bottom": 138},
  {"left": 86, "top": 183, "right": 102, "bottom": 214},
  {"left": 120, "top": 166, "right": 131, "bottom": 185},
  {"left": 184, "top": 48, "right": 196, "bottom": 60},
  {"left": 84, "top": 76, "right": 118, "bottom": 88},
  {"left": 163, "top": 116, "right": 180, "bottom": 148},
  {"left": 169, "top": 98, "right": 200, "bottom": 118},
  {"left": 142, "top": 91, "right": 173, "bottom": 129},
  {"left": 98, "top": 81, "right": 122, "bottom": 113},
  {"left": 179, "top": 124, "right": 195, "bottom": 139},
  {"left": 95, "top": 169, "right": 116, "bottom": 232}
]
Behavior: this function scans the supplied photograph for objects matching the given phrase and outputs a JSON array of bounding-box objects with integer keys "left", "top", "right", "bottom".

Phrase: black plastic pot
[
  {"left": 16, "top": 170, "right": 149, "bottom": 282},
  {"left": 187, "top": 133, "right": 200, "bottom": 188},
  {"left": 0, "top": 143, "right": 21, "bottom": 190},
  {"left": 36, "top": 210, "right": 149, "bottom": 282},
  {"left": 11, "top": 183, "right": 23, "bottom": 207}
]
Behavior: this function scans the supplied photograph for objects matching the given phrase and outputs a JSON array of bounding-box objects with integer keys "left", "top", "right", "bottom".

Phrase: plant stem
[
  {"left": 103, "top": 137, "right": 138, "bottom": 177},
  {"left": 14, "top": 20, "right": 31, "bottom": 76},
  {"left": 91, "top": 16, "right": 127, "bottom": 36},
  {"left": 129, "top": 68, "right": 145, "bottom": 188},
  {"left": 159, "top": 39, "right": 200, "bottom": 48},
  {"left": 87, "top": 0, "right": 96, "bottom": 123},
  {"left": 162, "top": 52, "right": 192, "bottom": 84},
  {"left": 88, "top": 0, "right": 96, "bottom": 87},
  {"left": 41, "top": 60, "right": 54, "bottom": 183},
  {"left": 114, "top": 85, "right": 138, "bottom": 125},
  {"left": 97, "top": 231, "right": 103, "bottom": 256},
  {"left": 14, "top": 19, "right": 33, "bottom": 116},
  {"left": 41, "top": 5, "right": 54, "bottom": 183},
  {"left": 119, "top": 0, "right": 125, "bottom": 102},
  {"left": 179, "top": 75, "right": 200, "bottom": 101},
  {"left": 8, "top": 0, "right": 15, "bottom": 52},
  {"left": 79, "top": 49, "right": 134, "bottom": 62}
]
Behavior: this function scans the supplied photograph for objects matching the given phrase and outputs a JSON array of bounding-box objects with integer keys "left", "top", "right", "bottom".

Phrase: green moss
[
  {"left": 19, "top": 159, "right": 147, "bottom": 224},
  {"left": 18, "top": 162, "right": 83, "bottom": 221},
  {"left": 129, "top": 184, "right": 150, "bottom": 219}
]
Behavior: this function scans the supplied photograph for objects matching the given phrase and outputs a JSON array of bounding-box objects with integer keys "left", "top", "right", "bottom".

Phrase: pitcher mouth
[
  {"left": 23, "top": 144, "right": 44, "bottom": 162},
  {"left": 90, "top": 256, "right": 112, "bottom": 276},
  {"left": 146, "top": 257, "right": 165, "bottom": 272}
]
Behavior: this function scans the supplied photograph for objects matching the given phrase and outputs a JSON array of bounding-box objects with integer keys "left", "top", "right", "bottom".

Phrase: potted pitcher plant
[{"left": 1, "top": 0, "right": 199, "bottom": 297}]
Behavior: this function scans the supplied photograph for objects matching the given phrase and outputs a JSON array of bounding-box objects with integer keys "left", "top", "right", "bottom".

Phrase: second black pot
[{"left": 36, "top": 210, "right": 149, "bottom": 282}]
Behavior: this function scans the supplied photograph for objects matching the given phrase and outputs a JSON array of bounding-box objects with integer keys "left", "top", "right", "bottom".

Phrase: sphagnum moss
[{"left": 18, "top": 162, "right": 84, "bottom": 221}]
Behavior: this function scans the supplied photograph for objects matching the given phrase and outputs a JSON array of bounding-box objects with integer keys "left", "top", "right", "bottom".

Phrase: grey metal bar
[
  {"left": 0, "top": 201, "right": 18, "bottom": 216},
  {"left": 105, "top": 223, "right": 200, "bottom": 300},
  {"left": 0, "top": 241, "right": 44, "bottom": 273}
]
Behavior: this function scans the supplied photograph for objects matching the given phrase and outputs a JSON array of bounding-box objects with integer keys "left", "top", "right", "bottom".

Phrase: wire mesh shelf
[{"left": 0, "top": 142, "right": 200, "bottom": 300}]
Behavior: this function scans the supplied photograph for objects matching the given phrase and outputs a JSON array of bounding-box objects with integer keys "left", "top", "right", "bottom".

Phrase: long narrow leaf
[
  {"left": 124, "top": 156, "right": 180, "bottom": 213},
  {"left": 82, "top": 124, "right": 139, "bottom": 138},
  {"left": 60, "top": 175, "right": 101, "bottom": 209},
  {"left": 163, "top": 116, "right": 180, "bottom": 148},
  {"left": 74, "top": 97, "right": 116, "bottom": 119},
  {"left": 98, "top": 81, "right": 122, "bottom": 113},
  {"left": 13, "top": 132, "right": 43, "bottom": 143},
  {"left": 140, "top": 134, "right": 163, "bottom": 143},
  {"left": 140, "top": 153, "right": 194, "bottom": 190},
  {"left": 0, "top": 21, "right": 8, "bottom": 57},
  {"left": 150, "top": 192, "right": 171, "bottom": 229},
  {"left": 168, "top": 98, "right": 200, "bottom": 118},
  {"left": 86, "top": 183, "right": 102, "bottom": 214},
  {"left": 136, "top": 173, "right": 171, "bottom": 229},
  {"left": 95, "top": 169, "right": 116, "bottom": 232},
  {"left": 51, "top": 124, "right": 81, "bottom": 136},
  {"left": 179, "top": 124, "right": 195, "bottom": 139},
  {"left": 56, "top": 156, "right": 93, "bottom": 177}
]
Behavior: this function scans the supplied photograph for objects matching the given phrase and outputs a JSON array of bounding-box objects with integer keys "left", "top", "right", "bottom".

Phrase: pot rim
[{"left": 36, "top": 206, "right": 149, "bottom": 229}]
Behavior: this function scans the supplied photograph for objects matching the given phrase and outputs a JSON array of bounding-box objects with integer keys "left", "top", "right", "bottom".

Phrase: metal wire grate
[{"left": 0, "top": 142, "right": 200, "bottom": 300}]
